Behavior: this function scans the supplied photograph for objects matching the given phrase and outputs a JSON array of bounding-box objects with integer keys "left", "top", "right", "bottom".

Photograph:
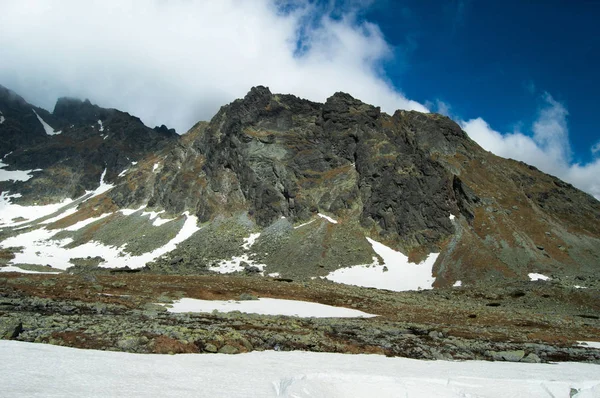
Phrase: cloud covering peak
[{"left": 0, "top": 0, "right": 426, "bottom": 133}]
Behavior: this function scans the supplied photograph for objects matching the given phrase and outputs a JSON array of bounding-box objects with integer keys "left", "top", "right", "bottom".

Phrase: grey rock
[
  {"left": 490, "top": 350, "right": 525, "bottom": 362},
  {"left": 0, "top": 319, "right": 23, "bottom": 339},
  {"left": 218, "top": 344, "right": 239, "bottom": 354},
  {"left": 521, "top": 353, "right": 541, "bottom": 363},
  {"left": 204, "top": 343, "right": 218, "bottom": 353}
]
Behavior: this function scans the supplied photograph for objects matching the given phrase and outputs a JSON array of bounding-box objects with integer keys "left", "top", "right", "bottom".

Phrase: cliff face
[{"left": 1, "top": 85, "right": 599, "bottom": 286}]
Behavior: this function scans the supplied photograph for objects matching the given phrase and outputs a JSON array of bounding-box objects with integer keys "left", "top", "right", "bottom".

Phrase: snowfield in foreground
[
  {"left": 165, "top": 297, "right": 376, "bottom": 318},
  {"left": 1, "top": 341, "right": 598, "bottom": 398}
]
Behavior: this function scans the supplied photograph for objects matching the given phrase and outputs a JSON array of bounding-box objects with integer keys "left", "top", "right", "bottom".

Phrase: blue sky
[
  {"left": 363, "top": 0, "right": 599, "bottom": 164},
  {"left": 0, "top": 0, "right": 598, "bottom": 198}
]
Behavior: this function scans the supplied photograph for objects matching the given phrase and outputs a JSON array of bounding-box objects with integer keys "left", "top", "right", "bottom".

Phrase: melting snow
[
  {"left": 453, "top": 280, "right": 462, "bottom": 287},
  {"left": 32, "top": 110, "right": 61, "bottom": 135},
  {"left": 166, "top": 297, "right": 376, "bottom": 318},
  {"left": 118, "top": 169, "right": 128, "bottom": 177},
  {"left": 449, "top": 214, "right": 456, "bottom": 220},
  {"left": 64, "top": 213, "right": 112, "bottom": 231},
  {"left": 153, "top": 163, "right": 160, "bottom": 172},
  {"left": 0, "top": 212, "right": 200, "bottom": 270},
  {"left": 141, "top": 209, "right": 174, "bottom": 227},
  {"left": 326, "top": 237, "right": 439, "bottom": 292},
  {"left": 0, "top": 115, "right": 5, "bottom": 124},
  {"left": 528, "top": 273, "right": 551, "bottom": 281},
  {"left": 578, "top": 341, "right": 600, "bottom": 349},
  {"left": 0, "top": 192, "right": 74, "bottom": 228},
  {"left": 1, "top": 341, "right": 599, "bottom": 398},
  {"left": 294, "top": 219, "right": 315, "bottom": 229},
  {"left": 131, "top": 161, "right": 138, "bottom": 165},
  {"left": 242, "top": 233, "right": 260, "bottom": 250},
  {"left": 0, "top": 265, "right": 61, "bottom": 274},
  {"left": 318, "top": 213, "right": 338, "bottom": 224},
  {"left": 0, "top": 159, "right": 41, "bottom": 182},
  {"left": 40, "top": 207, "right": 79, "bottom": 224},
  {"left": 209, "top": 255, "right": 266, "bottom": 274},
  {"left": 97, "top": 120, "right": 104, "bottom": 132}
]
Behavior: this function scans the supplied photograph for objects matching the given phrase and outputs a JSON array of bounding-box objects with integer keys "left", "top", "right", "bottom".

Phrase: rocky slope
[{"left": 1, "top": 84, "right": 599, "bottom": 288}]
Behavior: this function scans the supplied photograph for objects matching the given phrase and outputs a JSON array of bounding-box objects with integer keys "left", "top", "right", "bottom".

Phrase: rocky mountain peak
[{"left": 53, "top": 97, "right": 108, "bottom": 125}]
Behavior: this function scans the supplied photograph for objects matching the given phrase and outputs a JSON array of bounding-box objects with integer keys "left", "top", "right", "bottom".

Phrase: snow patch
[
  {"left": 453, "top": 280, "right": 462, "bottom": 287},
  {"left": 528, "top": 273, "right": 551, "bottom": 281},
  {"left": 118, "top": 169, "right": 128, "bottom": 177},
  {"left": 40, "top": 207, "right": 79, "bottom": 225},
  {"left": 268, "top": 272, "right": 280, "bottom": 278},
  {"left": 153, "top": 163, "right": 160, "bottom": 172},
  {"left": 294, "top": 219, "right": 315, "bottom": 229},
  {"left": 2, "top": 340, "right": 600, "bottom": 398},
  {"left": 449, "top": 214, "right": 456, "bottom": 220},
  {"left": 242, "top": 233, "right": 260, "bottom": 250},
  {"left": 32, "top": 109, "right": 61, "bottom": 135},
  {"left": 326, "top": 237, "right": 439, "bottom": 292},
  {"left": 64, "top": 213, "right": 112, "bottom": 231},
  {"left": 0, "top": 115, "right": 5, "bottom": 124},
  {"left": 0, "top": 265, "right": 61, "bottom": 274},
  {"left": 141, "top": 209, "right": 174, "bottom": 227},
  {"left": 209, "top": 254, "right": 266, "bottom": 274},
  {"left": 0, "top": 212, "right": 200, "bottom": 270},
  {"left": 119, "top": 205, "right": 147, "bottom": 216},
  {"left": 131, "top": 161, "right": 138, "bottom": 165},
  {"left": 0, "top": 192, "right": 74, "bottom": 228},
  {"left": 0, "top": 159, "right": 42, "bottom": 182},
  {"left": 166, "top": 297, "right": 376, "bottom": 318},
  {"left": 318, "top": 213, "right": 338, "bottom": 224},
  {"left": 97, "top": 120, "right": 104, "bottom": 132},
  {"left": 578, "top": 341, "right": 600, "bottom": 349}
]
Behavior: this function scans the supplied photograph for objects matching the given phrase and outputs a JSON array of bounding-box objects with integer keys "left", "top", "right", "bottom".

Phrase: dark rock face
[
  {"left": 0, "top": 85, "right": 53, "bottom": 155},
  {"left": 0, "top": 86, "right": 178, "bottom": 202},
  {"left": 2, "top": 83, "right": 600, "bottom": 286}
]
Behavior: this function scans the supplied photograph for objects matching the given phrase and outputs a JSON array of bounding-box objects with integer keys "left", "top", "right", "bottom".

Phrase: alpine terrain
[{"left": 1, "top": 84, "right": 599, "bottom": 368}]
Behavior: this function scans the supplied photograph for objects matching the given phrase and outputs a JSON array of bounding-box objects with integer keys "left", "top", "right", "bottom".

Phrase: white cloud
[
  {"left": 461, "top": 93, "right": 600, "bottom": 200},
  {"left": 592, "top": 141, "right": 600, "bottom": 155},
  {"left": 0, "top": 0, "right": 426, "bottom": 133}
]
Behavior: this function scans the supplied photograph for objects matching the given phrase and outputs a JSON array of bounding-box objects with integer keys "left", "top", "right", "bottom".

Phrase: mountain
[{"left": 1, "top": 84, "right": 599, "bottom": 289}]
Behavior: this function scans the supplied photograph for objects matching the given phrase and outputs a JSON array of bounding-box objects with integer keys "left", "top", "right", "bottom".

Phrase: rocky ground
[{"left": 1, "top": 271, "right": 599, "bottom": 363}]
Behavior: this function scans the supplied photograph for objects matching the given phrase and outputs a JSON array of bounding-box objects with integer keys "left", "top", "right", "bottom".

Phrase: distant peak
[{"left": 244, "top": 86, "right": 272, "bottom": 101}]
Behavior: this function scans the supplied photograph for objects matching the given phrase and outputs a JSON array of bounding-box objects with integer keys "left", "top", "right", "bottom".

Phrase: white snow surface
[
  {"left": 578, "top": 341, "right": 600, "bottom": 349},
  {"left": 317, "top": 212, "right": 338, "bottom": 224},
  {"left": 97, "top": 119, "right": 104, "bottom": 131},
  {"left": 242, "top": 232, "right": 261, "bottom": 250},
  {"left": 153, "top": 162, "right": 160, "bottom": 172},
  {"left": 0, "top": 265, "right": 61, "bottom": 274},
  {"left": 326, "top": 237, "right": 439, "bottom": 291},
  {"left": 529, "top": 273, "right": 551, "bottom": 281},
  {"left": 0, "top": 159, "right": 42, "bottom": 182},
  {"left": 294, "top": 219, "right": 315, "bottom": 229},
  {"left": 209, "top": 254, "right": 266, "bottom": 274},
  {"left": 141, "top": 209, "right": 175, "bottom": 226},
  {"left": 118, "top": 168, "right": 128, "bottom": 177},
  {"left": 167, "top": 297, "right": 376, "bottom": 318},
  {"left": 453, "top": 280, "right": 462, "bottom": 287},
  {"left": 0, "top": 212, "right": 200, "bottom": 270},
  {"left": 1, "top": 341, "right": 599, "bottom": 398},
  {"left": 32, "top": 109, "right": 61, "bottom": 135},
  {"left": 87, "top": 168, "right": 114, "bottom": 197},
  {"left": 0, "top": 192, "right": 74, "bottom": 228},
  {"left": 449, "top": 213, "right": 456, "bottom": 220},
  {"left": 64, "top": 213, "right": 112, "bottom": 231}
]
